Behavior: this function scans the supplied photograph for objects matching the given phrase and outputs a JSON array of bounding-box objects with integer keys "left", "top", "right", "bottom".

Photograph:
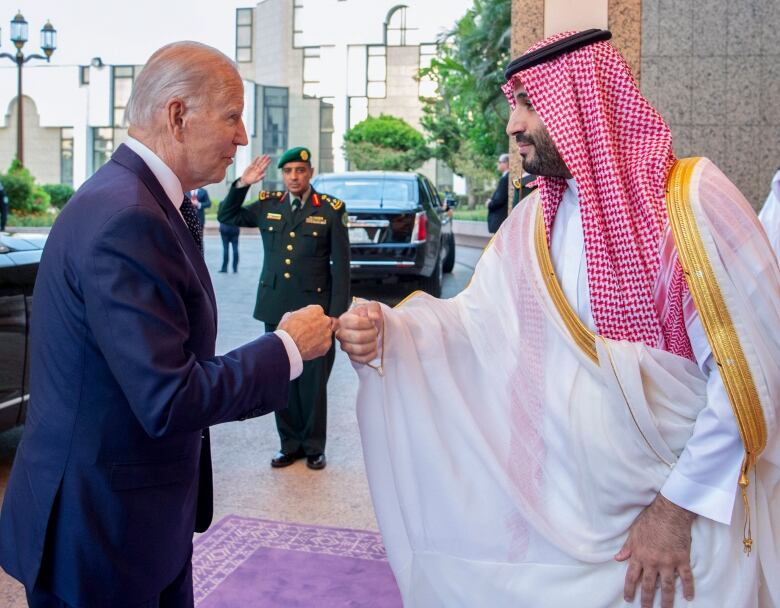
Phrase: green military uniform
[{"left": 218, "top": 150, "right": 350, "bottom": 457}]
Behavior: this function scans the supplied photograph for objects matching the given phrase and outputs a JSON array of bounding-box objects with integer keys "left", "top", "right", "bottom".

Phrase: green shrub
[
  {"left": 344, "top": 115, "right": 430, "bottom": 171},
  {"left": 6, "top": 212, "right": 56, "bottom": 227},
  {"left": 42, "top": 183, "right": 75, "bottom": 209},
  {"left": 1, "top": 159, "right": 35, "bottom": 214},
  {"left": 30, "top": 186, "right": 51, "bottom": 213}
]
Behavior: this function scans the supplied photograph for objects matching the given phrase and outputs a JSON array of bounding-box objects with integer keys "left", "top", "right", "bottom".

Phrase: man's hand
[
  {"left": 335, "top": 302, "right": 382, "bottom": 364},
  {"left": 278, "top": 305, "right": 334, "bottom": 361},
  {"left": 237, "top": 155, "right": 271, "bottom": 188},
  {"left": 616, "top": 493, "right": 696, "bottom": 608}
]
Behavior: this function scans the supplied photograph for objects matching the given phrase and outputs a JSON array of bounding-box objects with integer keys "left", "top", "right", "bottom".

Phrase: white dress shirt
[
  {"left": 124, "top": 137, "right": 303, "bottom": 380},
  {"left": 550, "top": 179, "right": 743, "bottom": 524}
]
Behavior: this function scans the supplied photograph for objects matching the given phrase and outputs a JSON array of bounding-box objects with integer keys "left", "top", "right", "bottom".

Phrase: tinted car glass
[{"left": 315, "top": 177, "right": 419, "bottom": 209}]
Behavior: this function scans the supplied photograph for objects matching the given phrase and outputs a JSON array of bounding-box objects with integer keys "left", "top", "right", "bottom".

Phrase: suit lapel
[{"left": 111, "top": 145, "right": 217, "bottom": 325}]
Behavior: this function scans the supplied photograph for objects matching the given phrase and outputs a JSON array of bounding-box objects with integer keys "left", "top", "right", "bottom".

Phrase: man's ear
[{"left": 166, "top": 98, "right": 187, "bottom": 142}]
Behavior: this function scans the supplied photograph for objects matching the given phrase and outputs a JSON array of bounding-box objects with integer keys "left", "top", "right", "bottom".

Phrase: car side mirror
[{"left": 444, "top": 195, "right": 458, "bottom": 208}]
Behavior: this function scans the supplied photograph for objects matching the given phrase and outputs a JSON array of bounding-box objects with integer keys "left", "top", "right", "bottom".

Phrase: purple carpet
[{"left": 193, "top": 516, "right": 402, "bottom": 607}]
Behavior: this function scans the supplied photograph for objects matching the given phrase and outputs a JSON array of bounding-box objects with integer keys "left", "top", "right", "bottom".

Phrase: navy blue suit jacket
[{"left": 0, "top": 144, "right": 290, "bottom": 606}]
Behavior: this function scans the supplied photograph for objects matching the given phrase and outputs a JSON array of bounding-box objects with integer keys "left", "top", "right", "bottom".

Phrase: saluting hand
[
  {"left": 336, "top": 302, "right": 382, "bottom": 364},
  {"left": 238, "top": 155, "right": 271, "bottom": 187},
  {"left": 278, "top": 305, "right": 333, "bottom": 361}
]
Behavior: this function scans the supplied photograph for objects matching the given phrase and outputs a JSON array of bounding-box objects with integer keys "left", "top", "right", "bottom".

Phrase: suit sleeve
[
  {"left": 216, "top": 180, "right": 261, "bottom": 227},
  {"left": 486, "top": 174, "right": 510, "bottom": 211},
  {"left": 83, "top": 205, "right": 290, "bottom": 438},
  {"left": 328, "top": 206, "right": 351, "bottom": 317}
]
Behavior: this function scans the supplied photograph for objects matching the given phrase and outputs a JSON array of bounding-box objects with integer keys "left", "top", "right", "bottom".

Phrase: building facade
[
  {"left": 233, "top": 0, "right": 462, "bottom": 193},
  {"left": 0, "top": 0, "right": 465, "bottom": 201}
]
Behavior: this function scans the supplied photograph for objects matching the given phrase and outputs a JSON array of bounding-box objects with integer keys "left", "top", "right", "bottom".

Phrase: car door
[
  {"left": 0, "top": 250, "right": 28, "bottom": 432},
  {"left": 419, "top": 177, "right": 443, "bottom": 266}
]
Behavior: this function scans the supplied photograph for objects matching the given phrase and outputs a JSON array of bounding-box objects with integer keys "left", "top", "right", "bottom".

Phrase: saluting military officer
[{"left": 218, "top": 147, "right": 350, "bottom": 470}]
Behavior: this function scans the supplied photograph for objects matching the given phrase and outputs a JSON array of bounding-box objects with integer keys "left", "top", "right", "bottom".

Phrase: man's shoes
[
  {"left": 306, "top": 454, "right": 326, "bottom": 470},
  {"left": 270, "top": 451, "right": 298, "bottom": 468},
  {"left": 218, "top": 268, "right": 227, "bottom": 273}
]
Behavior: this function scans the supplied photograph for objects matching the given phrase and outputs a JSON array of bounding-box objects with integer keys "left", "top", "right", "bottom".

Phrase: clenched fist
[
  {"left": 278, "top": 305, "right": 335, "bottom": 361},
  {"left": 336, "top": 301, "right": 382, "bottom": 364}
]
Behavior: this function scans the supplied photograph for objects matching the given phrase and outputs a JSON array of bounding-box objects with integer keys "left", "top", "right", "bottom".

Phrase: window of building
[
  {"left": 60, "top": 128, "right": 74, "bottom": 186},
  {"left": 385, "top": 5, "right": 418, "bottom": 46},
  {"left": 79, "top": 66, "right": 89, "bottom": 85},
  {"left": 367, "top": 46, "right": 386, "bottom": 98},
  {"left": 112, "top": 66, "right": 136, "bottom": 127},
  {"left": 319, "top": 98, "right": 335, "bottom": 174},
  {"left": 236, "top": 8, "right": 253, "bottom": 62},
  {"left": 348, "top": 96, "right": 368, "bottom": 129},
  {"left": 92, "top": 127, "right": 114, "bottom": 174},
  {"left": 302, "top": 47, "right": 321, "bottom": 98},
  {"left": 293, "top": 0, "right": 304, "bottom": 48},
  {"left": 347, "top": 45, "right": 367, "bottom": 97},
  {"left": 262, "top": 86, "right": 289, "bottom": 191},
  {"left": 418, "top": 43, "right": 437, "bottom": 98}
]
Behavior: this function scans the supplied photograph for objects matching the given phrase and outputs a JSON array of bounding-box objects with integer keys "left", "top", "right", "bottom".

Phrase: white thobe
[{"left": 550, "top": 180, "right": 743, "bottom": 524}]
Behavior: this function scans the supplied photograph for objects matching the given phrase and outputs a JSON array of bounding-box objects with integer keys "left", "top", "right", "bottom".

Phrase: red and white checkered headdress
[{"left": 503, "top": 32, "right": 692, "bottom": 358}]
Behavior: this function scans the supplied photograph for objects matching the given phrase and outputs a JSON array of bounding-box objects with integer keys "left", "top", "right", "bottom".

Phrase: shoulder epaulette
[
  {"left": 258, "top": 191, "right": 284, "bottom": 201},
  {"left": 321, "top": 193, "right": 344, "bottom": 211}
]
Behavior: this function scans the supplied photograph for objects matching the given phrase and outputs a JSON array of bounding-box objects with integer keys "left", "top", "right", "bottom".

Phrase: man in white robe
[{"left": 336, "top": 30, "right": 780, "bottom": 608}]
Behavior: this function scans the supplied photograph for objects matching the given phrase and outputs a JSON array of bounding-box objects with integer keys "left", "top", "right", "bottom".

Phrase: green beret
[{"left": 277, "top": 146, "right": 312, "bottom": 168}]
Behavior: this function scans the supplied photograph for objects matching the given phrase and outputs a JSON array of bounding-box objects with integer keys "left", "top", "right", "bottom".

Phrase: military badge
[
  {"left": 329, "top": 198, "right": 344, "bottom": 211},
  {"left": 306, "top": 216, "right": 327, "bottom": 225},
  {"left": 300, "top": 149, "right": 309, "bottom": 161},
  {"left": 266, "top": 212, "right": 282, "bottom": 220}
]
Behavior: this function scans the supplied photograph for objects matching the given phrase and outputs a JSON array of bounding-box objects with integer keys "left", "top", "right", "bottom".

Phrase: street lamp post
[{"left": 0, "top": 12, "right": 57, "bottom": 166}]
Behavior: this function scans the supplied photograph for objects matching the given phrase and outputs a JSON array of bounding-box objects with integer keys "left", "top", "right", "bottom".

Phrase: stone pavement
[{"left": 0, "top": 235, "right": 481, "bottom": 606}]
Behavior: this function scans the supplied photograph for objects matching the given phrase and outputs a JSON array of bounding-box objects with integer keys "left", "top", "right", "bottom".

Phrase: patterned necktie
[{"left": 180, "top": 196, "right": 203, "bottom": 254}]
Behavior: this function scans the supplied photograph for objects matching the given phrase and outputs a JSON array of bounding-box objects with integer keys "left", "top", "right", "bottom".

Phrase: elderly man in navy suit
[{"left": 0, "top": 41, "right": 334, "bottom": 608}]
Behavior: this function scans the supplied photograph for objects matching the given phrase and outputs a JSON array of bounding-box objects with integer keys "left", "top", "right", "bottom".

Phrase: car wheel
[
  {"left": 419, "top": 254, "right": 443, "bottom": 297},
  {"left": 442, "top": 233, "right": 456, "bottom": 274}
]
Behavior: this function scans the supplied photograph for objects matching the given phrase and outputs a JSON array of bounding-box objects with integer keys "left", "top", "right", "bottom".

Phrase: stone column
[{"left": 507, "top": 0, "right": 545, "bottom": 208}]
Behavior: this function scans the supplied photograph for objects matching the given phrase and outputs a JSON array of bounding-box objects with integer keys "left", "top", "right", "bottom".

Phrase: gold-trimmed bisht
[
  {"left": 534, "top": 205, "right": 598, "bottom": 364},
  {"left": 666, "top": 157, "right": 767, "bottom": 555}
]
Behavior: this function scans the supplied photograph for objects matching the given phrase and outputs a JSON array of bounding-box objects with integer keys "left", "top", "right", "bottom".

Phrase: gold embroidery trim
[
  {"left": 534, "top": 205, "right": 598, "bottom": 363},
  {"left": 666, "top": 156, "right": 767, "bottom": 555}
]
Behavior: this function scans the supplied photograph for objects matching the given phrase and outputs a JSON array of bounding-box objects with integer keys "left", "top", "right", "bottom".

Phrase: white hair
[{"left": 126, "top": 41, "right": 238, "bottom": 128}]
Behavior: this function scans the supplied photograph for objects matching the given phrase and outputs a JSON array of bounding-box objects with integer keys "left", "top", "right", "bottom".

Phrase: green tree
[
  {"left": 418, "top": 0, "right": 511, "bottom": 207},
  {"left": 343, "top": 114, "right": 430, "bottom": 171}
]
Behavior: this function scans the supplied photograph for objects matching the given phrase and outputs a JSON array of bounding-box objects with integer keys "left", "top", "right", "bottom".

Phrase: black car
[
  {"left": 312, "top": 171, "right": 456, "bottom": 297},
  {"left": 0, "top": 231, "right": 45, "bottom": 433}
]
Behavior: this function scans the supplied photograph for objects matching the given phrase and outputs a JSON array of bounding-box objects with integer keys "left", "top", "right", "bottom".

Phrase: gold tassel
[{"left": 739, "top": 455, "right": 754, "bottom": 556}]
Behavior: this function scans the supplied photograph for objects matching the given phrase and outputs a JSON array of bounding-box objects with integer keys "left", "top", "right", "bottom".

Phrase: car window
[
  {"left": 428, "top": 181, "right": 444, "bottom": 207},
  {"left": 418, "top": 179, "right": 436, "bottom": 212},
  {"left": 314, "top": 177, "right": 418, "bottom": 209}
]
